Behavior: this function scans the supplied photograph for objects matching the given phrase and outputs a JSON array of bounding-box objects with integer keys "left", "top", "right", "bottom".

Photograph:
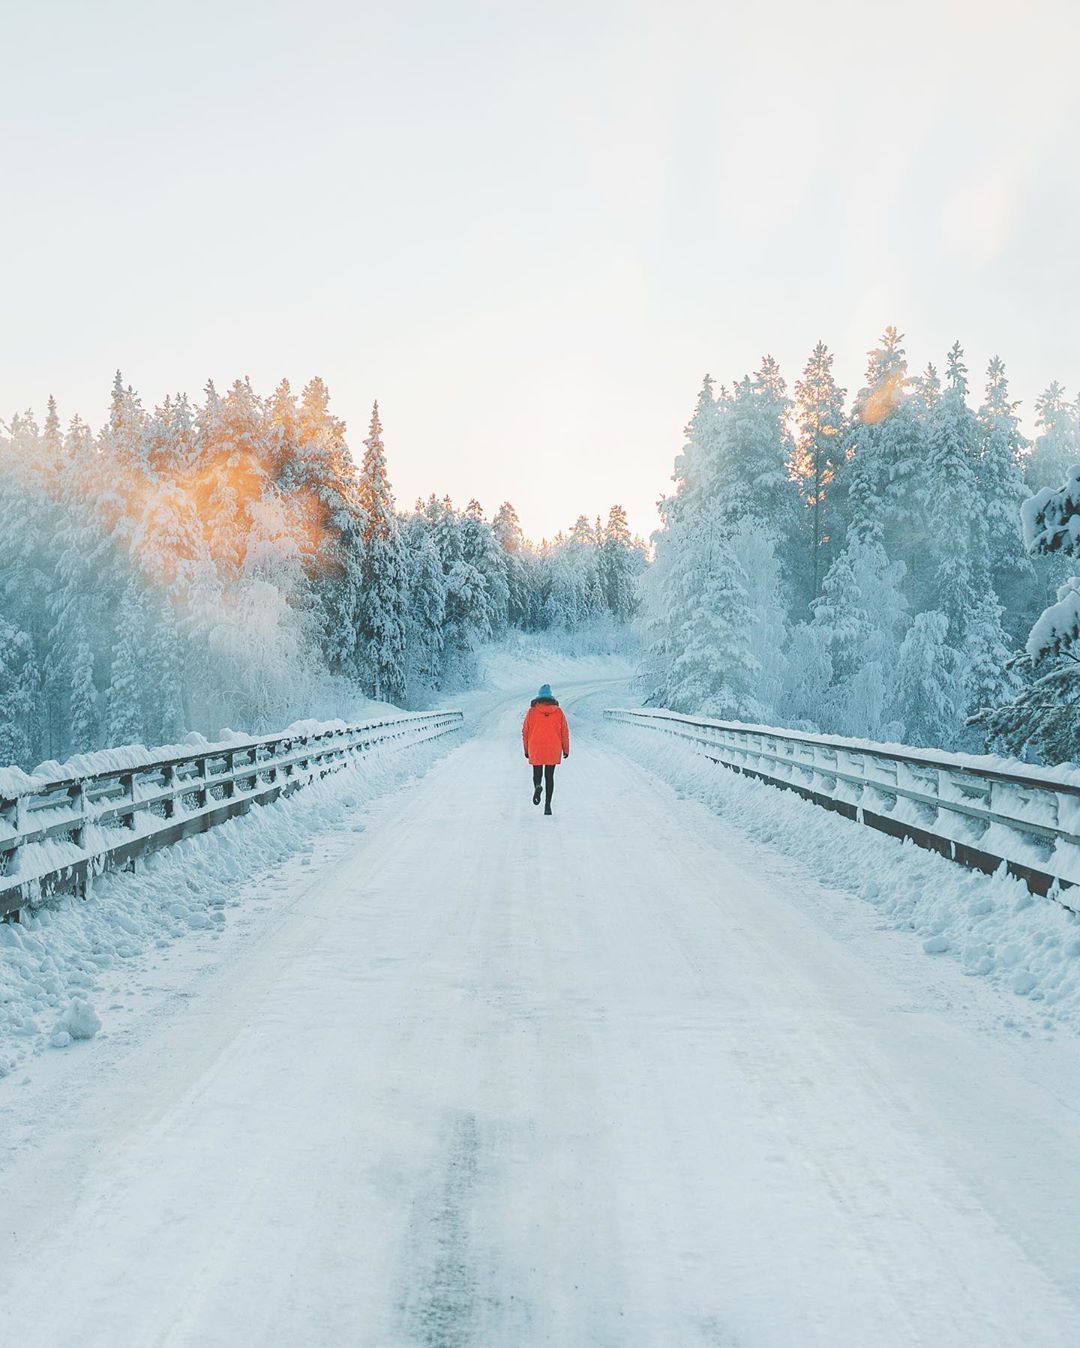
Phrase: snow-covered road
[{"left": 3, "top": 683, "right": 1080, "bottom": 1347}]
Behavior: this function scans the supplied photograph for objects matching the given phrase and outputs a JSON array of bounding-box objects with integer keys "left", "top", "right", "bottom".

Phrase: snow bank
[
  {"left": 605, "top": 720, "right": 1080, "bottom": 1033},
  {"left": 0, "top": 729, "right": 461, "bottom": 1075}
]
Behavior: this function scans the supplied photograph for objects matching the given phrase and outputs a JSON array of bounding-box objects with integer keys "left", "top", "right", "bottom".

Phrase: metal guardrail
[
  {"left": 605, "top": 707, "right": 1080, "bottom": 903},
  {"left": 0, "top": 710, "right": 464, "bottom": 921}
]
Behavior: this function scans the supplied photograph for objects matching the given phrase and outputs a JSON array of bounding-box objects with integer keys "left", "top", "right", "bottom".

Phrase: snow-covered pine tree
[
  {"left": 888, "top": 610, "right": 966, "bottom": 748},
  {"left": 356, "top": 403, "right": 407, "bottom": 702},
  {"left": 973, "top": 465, "right": 1080, "bottom": 759},
  {"left": 1025, "top": 383, "right": 1079, "bottom": 494},
  {"left": 962, "top": 589, "right": 1020, "bottom": 724},
  {"left": 68, "top": 628, "right": 98, "bottom": 756},
  {"left": 188, "top": 379, "right": 271, "bottom": 578},
  {"left": 776, "top": 623, "right": 833, "bottom": 730},
  {"left": 925, "top": 343, "right": 981, "bottom": 648},
  {"left": 492, "top": 501, "right": 533, "bottom": 628},
  {"left": 461, "top": 500, "right": 510, "bottom": 637},
  {"left": 106, "top": 583, "right": 147, "bottom": 747},
  {"left": 664, "top": 525, "right": 760, "bottom": 721},
  {"left": 843, "top": 329, "right": 926, "bottom": 589},
  {"left": 599, "top": 504, "right": 640, "bottom": 622},
  {"left": 791, "top": 342, "right": 848, "bottom": 608},
  {"left": 281, "top": 377, "right": 366, "bottom": 680},
  {"left": 404, "top": 531, "right": 447, "bottom": 697},
  {"left": 639, "top": 374, "right": 764, "bottom": 715},
  {"left": 0, "top": 620, "right": 38, "bottom": 768},
  {"left": 40, "top": 395, "right": 64, "bottom": 488},
  {"left": 811, "top": 544, "right": 871, "bottom": 683},
  {"left": 977, "top": 356, "right": 1032, "bottom": 636},
  {"left": 147, "top": 603, "right": 186, "bottom": 744},
  {"left": 812, "top": 538, "right": 908, "bottom": 738},
  {"left": 639, "top": 376, "right": 718, "bottom": 706},
  {"left": 722, "top": 359, "right": 799, "bottom": 539}
]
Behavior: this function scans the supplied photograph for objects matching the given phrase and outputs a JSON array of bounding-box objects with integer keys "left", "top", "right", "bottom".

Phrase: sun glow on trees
[{"left": 0, "top": 373, "right": 646, "bottom": 769}]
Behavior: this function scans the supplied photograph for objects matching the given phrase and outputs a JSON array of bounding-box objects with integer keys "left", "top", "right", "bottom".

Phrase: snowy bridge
[{"left": 3, "top": 679, "right": 1080, "bottom": 1347}]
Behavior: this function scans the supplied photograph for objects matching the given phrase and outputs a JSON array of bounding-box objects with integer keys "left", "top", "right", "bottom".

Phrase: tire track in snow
[{"left": 399, "top": 1112, "right": 482, "bottom": 1346}]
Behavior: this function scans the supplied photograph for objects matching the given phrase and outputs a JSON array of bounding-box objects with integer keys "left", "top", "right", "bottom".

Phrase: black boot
[
  {"left": 533, "top": 785, "right": 542, "bottom": 805},
  {"left": 544, "top": 803, "right": 553, "bottom": 815}
]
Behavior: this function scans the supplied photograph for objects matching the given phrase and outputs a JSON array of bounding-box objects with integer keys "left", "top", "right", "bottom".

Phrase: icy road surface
[{"left": 3, "top": 684, "right": 1080, "bottom": 1347}]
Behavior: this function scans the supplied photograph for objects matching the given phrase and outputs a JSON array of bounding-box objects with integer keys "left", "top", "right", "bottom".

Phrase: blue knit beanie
[{"left": 537, "top": 683, "right": 553, "bottom": 700}]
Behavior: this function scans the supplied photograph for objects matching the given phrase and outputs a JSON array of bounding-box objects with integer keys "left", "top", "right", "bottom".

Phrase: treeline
[
  {"left": 640, "top": 327, "right": 1079, "bottom": 757},
  {"left": 0, "top": 374, "right": 644, "bottom": 769}
]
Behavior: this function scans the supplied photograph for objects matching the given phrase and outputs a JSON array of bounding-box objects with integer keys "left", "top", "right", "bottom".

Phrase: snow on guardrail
[
  {"left": 0, "top": 710, "right": 464, "bottom": 921},
  {"left": 605, "top": 707, "right": 1080, "bottom": 903}
]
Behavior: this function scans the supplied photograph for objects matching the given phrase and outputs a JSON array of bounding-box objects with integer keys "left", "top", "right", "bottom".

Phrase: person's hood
[{"left": 530, "top": 697, "right": 560, "bottom": 708}]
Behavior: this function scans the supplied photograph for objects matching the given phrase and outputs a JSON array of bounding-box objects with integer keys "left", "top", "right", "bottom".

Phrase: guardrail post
[{"left": 67, "top": 781, "right": 90, "bottom": 899}]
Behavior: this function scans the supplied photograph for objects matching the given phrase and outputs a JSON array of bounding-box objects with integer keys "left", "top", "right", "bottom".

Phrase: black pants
[{"left": 532, "top": 764, "right": 555, "bottom": 806}]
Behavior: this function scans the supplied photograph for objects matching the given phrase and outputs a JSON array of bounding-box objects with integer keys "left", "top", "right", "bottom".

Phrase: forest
[
  {"left": 639, "top": 328, "right": 1080, "bottom": 761},
  {"left": 0, "top": 374, "right": 644, "bottom": 769},
  {"left": 5, "top": 325, "right": 1080, "bottom": 773}
]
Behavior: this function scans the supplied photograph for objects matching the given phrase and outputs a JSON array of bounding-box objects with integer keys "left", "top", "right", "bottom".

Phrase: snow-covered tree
[
  {"left": 661, "top": 527, "right": 760, "bottom": 720},
  {"left": 977, "top": 356, "right": 1032, "bottom": 633},
  {"left": 790, "top": 341, "right": 848, "bottom": 606},
  {"left": 106, "top": 584, "right": 147, "bottom": 746},
  {"left": 844, "top": 329, "right": 926, "bottom": 580},
  {"left": 1025, "top": 383, "right": 1079, "bottom": 495},
  {"left": 888, "top": 611, "right": 966, "bottom": 748},
  {"left": 0, "top": 620, "right": 37, "bottom": 768},
  {"left": 812, "top": 539, "right": 908, "bottom": 738},
  {"left": 404, "top": 532, "right": 446, "bottom": 697},
  {"left": 68, "top": 629, "right": 98, "bottom": 756},
  {"left": 974, "top": 465, "right": 1080, "bottom": 759},
  {"left": 461, "top": 500, "right": 510, "bottom": 637},
  {"left": 925, "top": 343, "right": 980, "bottom": 647},
  {"left": 356, "top": 403, "right": 407, "bottom": 701},
  {"left": 599, "top": 504, "right": 640, "bottom": 622}
]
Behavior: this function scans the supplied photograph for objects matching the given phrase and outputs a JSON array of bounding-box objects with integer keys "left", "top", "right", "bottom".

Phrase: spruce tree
[
  {"left": 599, "top": 504, "right": 640, "bottom": 622},
  {"left": 0, "top": 620, "right": 37, "bottom": 768},
  {"left": 1026, "top": 383, "right": 1079, "bottom": 494},
  {"left": 844, "top": 329, "right": 926, "bottom": 588},
  {"left": 68, "top": 630, "right": 98, "bottom": 756},
  {"left": 356, "top": 403, "right": 407, "bottom": 701},
  {"left": 926, "top": 343, "right": 980, "bottom": 647},
  {"left": 791, "top": 342, "right": 848, "bottom": 605},
  {"left": 888, "top": 611, "right": 966, "bottom": 749},
  {"left": 493, "top": 501, "right": 532, "bottom": 627},
  {"left": 405, "top": 531, "right": 447, "bottom": 695},
  {"left": 977, "top": 355, "right": 1032, "bottom": 636},
  {"left": 106, "top": 584, "right": 147, "bottom": 746},
  {"left": 665, "top": 526, "right": 760, "bottom": 720}
]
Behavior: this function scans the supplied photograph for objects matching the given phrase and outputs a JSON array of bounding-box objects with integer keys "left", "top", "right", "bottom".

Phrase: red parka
[{"left": 522, "top": 698, "right": 570, "bottom": 766}]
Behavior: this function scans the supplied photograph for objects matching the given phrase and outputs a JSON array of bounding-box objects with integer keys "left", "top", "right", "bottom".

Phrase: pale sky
[{"left": 3, "top": 0, "right": 1080, "bottom": 541}]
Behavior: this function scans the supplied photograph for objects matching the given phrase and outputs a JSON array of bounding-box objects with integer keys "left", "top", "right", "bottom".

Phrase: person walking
[{"left": 522, "top": 683, "right": 569, "bottom": 815}]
